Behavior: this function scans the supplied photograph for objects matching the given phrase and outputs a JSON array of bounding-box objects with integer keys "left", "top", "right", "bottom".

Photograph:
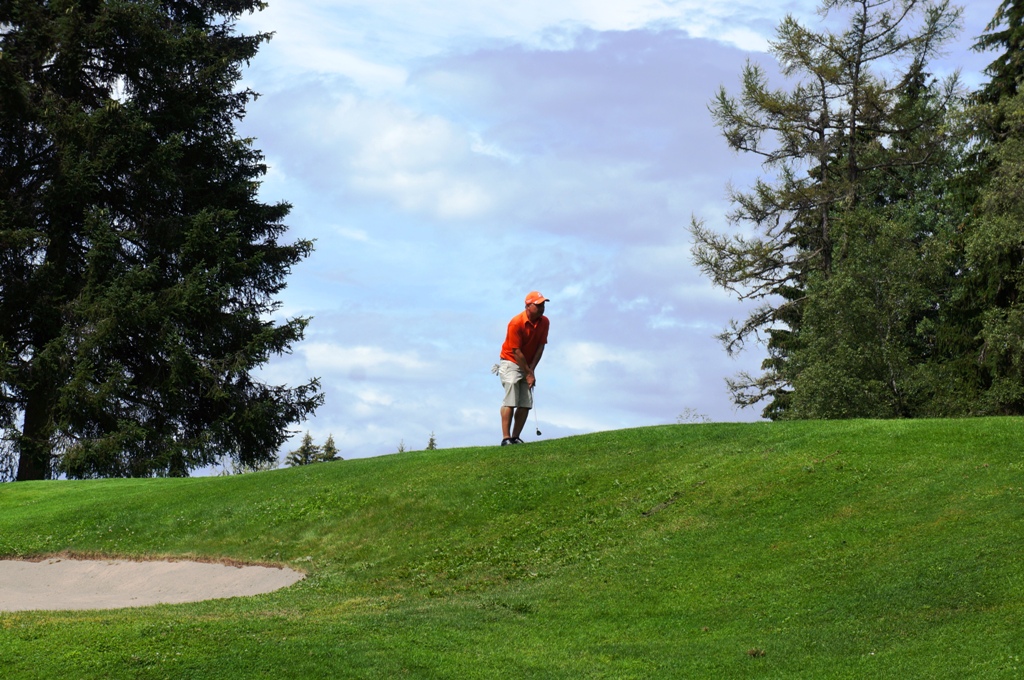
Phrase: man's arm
[
  {"left": 512, "top": 348, "right": 537, "bottom": 388},
  {"left": 530, "top": 345, "right": 544, "bottom": 373}
]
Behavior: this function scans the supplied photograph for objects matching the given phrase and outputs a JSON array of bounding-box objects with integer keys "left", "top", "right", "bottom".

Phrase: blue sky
[{"left": 233, "top": 0, "right": 996, "bottom": 460}]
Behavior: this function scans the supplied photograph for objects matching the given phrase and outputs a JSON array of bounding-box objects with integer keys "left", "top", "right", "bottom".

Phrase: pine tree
[
  {"left": 0, "top": 0, "right": 321, "bottom": 479},
  {"left": 426, "top": 432, "right": 437, "bottom": 450}
]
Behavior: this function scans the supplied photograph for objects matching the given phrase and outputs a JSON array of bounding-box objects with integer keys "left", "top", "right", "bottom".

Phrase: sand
[{"left": 0, "top": 557, "right": 304, "bottom": 612}]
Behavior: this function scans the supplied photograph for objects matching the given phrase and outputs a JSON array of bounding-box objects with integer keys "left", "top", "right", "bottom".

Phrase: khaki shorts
[{"left": 498, "top": 359, "right": 533, "bottom": 409}]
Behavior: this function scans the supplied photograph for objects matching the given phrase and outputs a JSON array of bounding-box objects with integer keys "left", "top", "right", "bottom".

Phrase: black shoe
[
  {"left": 510, "top": 437, "right": 525, "bottom": 444},
  {"left": 501, "top": 438, "right": 513, "bottom": 446}
]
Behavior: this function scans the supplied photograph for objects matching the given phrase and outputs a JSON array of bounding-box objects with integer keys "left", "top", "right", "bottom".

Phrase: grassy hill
[{"left": 1, "top": 418, "right": 1022, "bottom": 678}]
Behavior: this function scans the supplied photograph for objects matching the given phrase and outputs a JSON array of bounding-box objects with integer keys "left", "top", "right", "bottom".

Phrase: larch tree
[{"left": 0, "top": 0, "right": 322, "bottom": 480}]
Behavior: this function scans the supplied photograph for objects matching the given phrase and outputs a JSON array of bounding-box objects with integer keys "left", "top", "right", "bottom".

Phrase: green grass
[{"left": 1, "top": 418, "right": 1023, "bottom": 678}]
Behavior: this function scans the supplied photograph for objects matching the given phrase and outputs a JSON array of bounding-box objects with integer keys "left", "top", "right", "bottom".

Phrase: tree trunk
[{"left": 16, "top": 382, "right": 55, "bottom": 481}]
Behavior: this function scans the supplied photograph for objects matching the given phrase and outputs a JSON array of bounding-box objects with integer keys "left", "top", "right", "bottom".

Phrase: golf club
[{"left": 532, "top": 390, "right": 542, "bottom": 436}]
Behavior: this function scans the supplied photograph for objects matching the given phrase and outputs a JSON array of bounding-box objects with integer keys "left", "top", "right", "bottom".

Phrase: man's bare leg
[
  {"left": 501, "top": 406, "right": 514, "bottom": 440},
  {"left": 511, "top": 407, "right": 530, "bottom": 440}
]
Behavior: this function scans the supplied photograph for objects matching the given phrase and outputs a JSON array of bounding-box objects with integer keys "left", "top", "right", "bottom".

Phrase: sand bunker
[{"left": 0, "top": 557, "right": 304, "bottom": 612}]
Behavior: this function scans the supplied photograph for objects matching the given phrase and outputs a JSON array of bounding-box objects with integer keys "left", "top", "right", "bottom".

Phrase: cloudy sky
[{"left": 232, "top": 0, "right": 997, "bottom": 460}]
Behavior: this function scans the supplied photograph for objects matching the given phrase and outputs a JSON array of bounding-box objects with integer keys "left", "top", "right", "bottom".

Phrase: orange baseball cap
[{"left": 525, "top": 291, "right": 549, "bottom": 305}]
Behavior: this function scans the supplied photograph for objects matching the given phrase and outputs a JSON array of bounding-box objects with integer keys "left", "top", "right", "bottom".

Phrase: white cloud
[
  {"left": 254, "top": 90, "right": 505, "bottom": 221},
  {"left": 335, "top": 226, "right": 371, "bottom": 242},
  {"left": 561, "top": 341, "right": 656, "bottom": 378},
  {"left": 237, "top": 0, "right": 825, "bottom": 98},
  {"left": 243, "top": 25, "right": 777, "bottom": 240},
  {"left": 350, "top": 387, "right": 398, "bottom": 419},
  {"left": 301, "top": 343, "right": 431, "bottom": 379},
  {"left": 469, "top": 133, "right": 523, "bottom": 164}
]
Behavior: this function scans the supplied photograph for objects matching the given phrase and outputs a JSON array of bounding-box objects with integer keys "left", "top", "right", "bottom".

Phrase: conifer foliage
[
  {"left": 284, "top": 433, "right": 341, "bottom": 467},
  {"left": 690, "top": 0, "right": 965, "bottom": 418},
  {"left": 973, "top": 0, "right": 1024, "bottom": 104},
  {"left": 285, "top": 433, "right": 320, "bottom": 468},
  {"left": 693, "top": 0, "right": 1024, "bottom": 419},
  {"left": 965, "top": 91, "right": 1024, "bottom": 413},
  {"left": 0, "top": 0, "right": 322, "bottom": 480}
]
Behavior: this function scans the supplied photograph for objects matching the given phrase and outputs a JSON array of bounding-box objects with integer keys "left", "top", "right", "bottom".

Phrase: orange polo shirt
[{"left": 501, "top": 311, "right": 549, "bottom": 365}]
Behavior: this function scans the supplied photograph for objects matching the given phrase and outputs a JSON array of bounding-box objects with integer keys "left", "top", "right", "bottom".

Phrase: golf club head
[{"left": 535, "top": 427, "right": 542, "bottom": 436}]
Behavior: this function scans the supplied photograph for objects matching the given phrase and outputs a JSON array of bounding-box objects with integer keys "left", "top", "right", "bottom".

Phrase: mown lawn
[{"left": 1, "top": 418, "right": 1022, "bottom": 678}]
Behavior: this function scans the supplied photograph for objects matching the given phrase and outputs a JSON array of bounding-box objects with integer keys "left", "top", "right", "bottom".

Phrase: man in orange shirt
[{"left": 498, "top": 291, "right": 550, "bottom": 445}]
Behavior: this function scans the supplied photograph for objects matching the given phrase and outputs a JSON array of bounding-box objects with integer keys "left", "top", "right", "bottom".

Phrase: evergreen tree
[
  {"left": 317, "top": 434, "right": 341, "bottom": 462},
  {"left": 285, "top": 432, "right": 321, "bottom": 467},
  {"left": 973, "top": 0, "right": 1024, "bottom": 105},
  {"left": 690, "top": 0, "right": 963, "bottom": 417},
  {"left": 962, "top": 91, "right": 1024, "bottom": 414},
  {"left": 426, "top": 432, "right": 437, "bottom": 450},
  {"left": 786, "top": 55, "right": 977, "bottom": 418},
  {"left": 949, "top": 2, "right": 1024, "bottom": 415},
  {"left": 0, "top": 0, "right": 321, "bottom": 480}
]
